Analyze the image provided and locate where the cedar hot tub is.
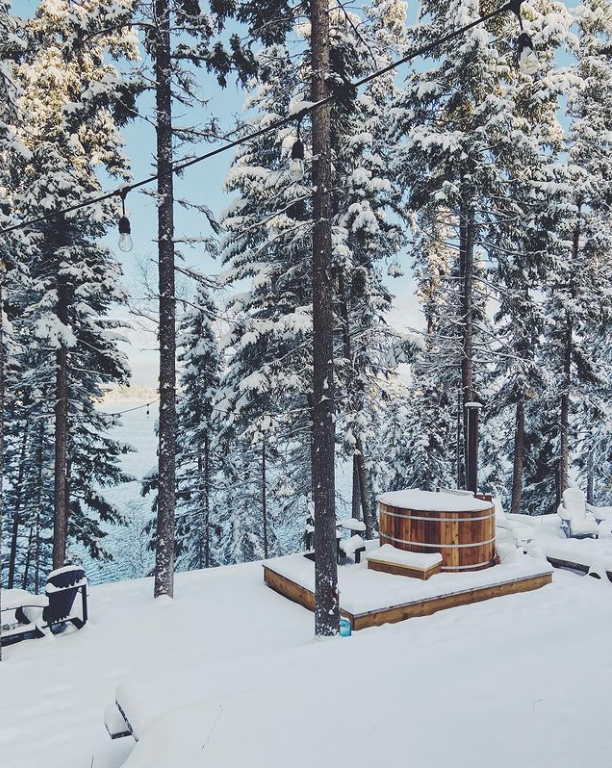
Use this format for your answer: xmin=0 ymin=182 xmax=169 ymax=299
xmin=377 ymin=490 xmax=496 ymax=572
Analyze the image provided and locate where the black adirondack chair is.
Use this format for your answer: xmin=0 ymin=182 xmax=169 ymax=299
xmin=42 ymin=566 xmax=88 ymax=633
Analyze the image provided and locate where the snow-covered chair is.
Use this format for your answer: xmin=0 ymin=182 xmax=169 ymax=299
xmin=557 ymin=488 xmax=599 ymax=539
xmin=43 ymin=565 xmax=88 ymax=633
xmin=338 ymin=534 xmax=366 ymax=564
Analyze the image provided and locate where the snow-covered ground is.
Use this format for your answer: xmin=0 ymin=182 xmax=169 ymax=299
xmin=522 ymin=512 xmax=612 ymax=576
xmin=1 ymin=556 xmax=611 ymax=768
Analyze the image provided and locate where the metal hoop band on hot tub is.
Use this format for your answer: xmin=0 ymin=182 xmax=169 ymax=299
xmin=379 ymin=508 xmax=494 ymax=524
xmin=379 ymin=531 xmax=497 ymax=550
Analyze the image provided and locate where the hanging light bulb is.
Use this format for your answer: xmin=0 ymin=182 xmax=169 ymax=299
xmin=118 ymin=188 xmax=134 ymax=253
xmin=290 ymin=122 xmax=305 ymax=181
xmin=518 ymin=31 xmax=539 ymax=75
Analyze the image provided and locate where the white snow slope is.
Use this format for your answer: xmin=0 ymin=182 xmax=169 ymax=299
xmin=0 ymin=560 xmax=611 ymax=768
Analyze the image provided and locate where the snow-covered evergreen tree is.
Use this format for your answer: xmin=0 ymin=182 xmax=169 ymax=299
xmin=7 ymin=0 xmax=139 ymax=570
xmin=0 ymin=0 xmax=25 ymax=654
xmin=555 ymin=0 xmax=612 ymax=498
xmin=391 ymin=0 xmax=570 ymax=495
xmin=517 ymin=0 xmax=612 ymax=511
xmin=331 ymin=0 xmax=406 ymax=535
xmin=175 ymin=282 xmax=223 ymax=570
xmin=218 ymin=2 xmax=407 ymax=548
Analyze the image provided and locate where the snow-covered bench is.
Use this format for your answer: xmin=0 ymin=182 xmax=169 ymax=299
xmin=366 ymin=544 xmax=443 ymax=580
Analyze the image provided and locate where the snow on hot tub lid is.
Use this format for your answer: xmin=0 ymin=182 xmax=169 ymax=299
xmin=377 ymin=489 xmax=492 ymax=512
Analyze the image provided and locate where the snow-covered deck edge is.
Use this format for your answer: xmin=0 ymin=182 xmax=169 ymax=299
xmin=263 ymin=554 xmax=553 ymax=630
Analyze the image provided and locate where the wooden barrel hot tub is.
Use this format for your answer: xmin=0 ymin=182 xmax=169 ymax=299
xmin=377 ymin=490 xmax=496 ymax=572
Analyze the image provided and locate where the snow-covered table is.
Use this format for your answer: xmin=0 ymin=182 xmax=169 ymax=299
xmin=337 ymin=518 xmax=367 ymax=532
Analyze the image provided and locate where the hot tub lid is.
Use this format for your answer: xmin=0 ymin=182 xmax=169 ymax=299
xmin=377 ymin=489 xmax=492 ymax=513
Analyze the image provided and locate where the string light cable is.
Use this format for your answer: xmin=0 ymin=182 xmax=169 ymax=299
xmin=102 ymin=398 xmax=160 ymax=417
xmin=0 ymin=0 xmax=532 ymax=238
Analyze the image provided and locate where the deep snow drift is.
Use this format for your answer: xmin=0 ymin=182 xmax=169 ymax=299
xmin=1 ymin=556 xmax=611 ymax=768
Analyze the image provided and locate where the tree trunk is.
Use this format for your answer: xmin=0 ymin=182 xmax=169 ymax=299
xmin=204 ymin=430 xmax=210 ymax=568
xmin=337 ymin=255 xmax=372 ymax=537
xmin=262 ymin=442 xmax=268 ymax=558
xmin=34 ymin=422 xmax=44 ymax=593
xmin=460 ymin=205 xmax=477 ymax=492
xmin=456 ymin=384 xmax=462 ymax=488
xmin=154 ymin=0 xmax=177 ymax=599
xmin=351 ymin=456 xmax=361 ymax=518
xmin=355 ymin=437 xmax=373 ymax=538
xmin=510 ymin=400 xmax=525 ymax=515
xmin=559 ymin=319 xmax=572 ymax=494
xmin=586 ymin=448 xmax=594 ymax=505
xmin=311 ymin=0 xmax=339 ymax=636
xmin=196 ymin=447 xmax=204 ymax=568
xmin=23 ymin=423 xmax=44 ymax=591
xmin=0 ymin=267 xmax=4 ymax=661
xmin=53 ymin=225 xmax=70 ymax=569
xmin=22 ymin=525 xmax=34 ymax=591
xmin=560 ymin=210 xmax=580 ymax=495
xmin=8 ymin=423 xmax=29 ymax=588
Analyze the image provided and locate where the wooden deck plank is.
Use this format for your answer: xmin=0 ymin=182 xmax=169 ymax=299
xmin=367 ymin=558 xmax=442 ymax=581
xmin=352 ymin=573 xmax=552 ymax=630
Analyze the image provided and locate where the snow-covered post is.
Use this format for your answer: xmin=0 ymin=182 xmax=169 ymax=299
xmin=154 ymin=0 xmax=177 ymax=599
xmin=464 ymin=401 xmax=481 ymax=494
xmin=311 ymin=0 xmax=340 ymax=636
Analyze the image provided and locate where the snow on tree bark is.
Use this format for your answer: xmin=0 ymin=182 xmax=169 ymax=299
xmin=311 ymin=0 xmax=339 ymax=637
xmin=0 ymin=265 xmax=4 ymax=661
xmin=53 ymin=222 xmax=69 ymax=569
xmin=153 ymin=0 xmax=177 ymax=599
xmin=8 ymin=423 xmax=29 ymax=587
xmin=510 ymin=401 xmax=525 ymax=516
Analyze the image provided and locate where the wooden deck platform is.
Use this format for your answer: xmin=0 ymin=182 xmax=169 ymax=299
xmin=263 ymin=556 xmax=552 ymax=631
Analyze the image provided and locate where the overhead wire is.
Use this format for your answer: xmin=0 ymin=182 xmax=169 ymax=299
xmin=0 ymin=0 xmax=520 ymax=236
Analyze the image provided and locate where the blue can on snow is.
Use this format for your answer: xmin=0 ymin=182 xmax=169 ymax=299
xmin=339 ymin=617 xmax=352 ymax=637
